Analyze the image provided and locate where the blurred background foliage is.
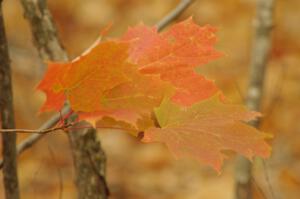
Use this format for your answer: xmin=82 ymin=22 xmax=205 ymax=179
xmin=0 ymin=0 xmax=300 ymax=198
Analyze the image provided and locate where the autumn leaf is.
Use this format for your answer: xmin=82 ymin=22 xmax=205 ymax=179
xmin=122 ymin=17 xmax=223 ymax=106
xmin=142 ymin=95 xmax=271 ymax=171
xmin=37 ymin=40 xmax=172 ymax=125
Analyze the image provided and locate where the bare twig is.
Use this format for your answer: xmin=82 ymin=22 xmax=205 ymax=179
xmin=156 ymin=0 xmax=195 ymax=31
xmin=0 ymin=0 xmax=20 ymax=198
xmin=0 ymin=123 xmax=74 ymax=134
xmin=0 ymin=106 xmax=70 ymax=169
xmin=235 ymin=0 xmax=276 ymax=199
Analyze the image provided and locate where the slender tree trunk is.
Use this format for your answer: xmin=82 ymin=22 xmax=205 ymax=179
xmin=19 ymin=0 xmax=108 ymax=198
xmin=69 ymin=123 xmax=108 ymax=199
xmin=0 ymin=0 xmax=20 ymax=198
xmin=235 ymin=0 xmax=275 ymax=199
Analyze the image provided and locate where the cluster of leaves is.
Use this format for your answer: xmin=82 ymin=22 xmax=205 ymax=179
xmin=37 ymin=18 xmax=271 ymax=171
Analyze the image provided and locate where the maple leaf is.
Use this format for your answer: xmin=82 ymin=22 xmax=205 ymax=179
xmin=122 ymin=17 xmax=223 ymax=106
xmin=142 ymin=95 xmax=271 ymax=171
xmin=37 ymin=40 xmax=171 ymax=125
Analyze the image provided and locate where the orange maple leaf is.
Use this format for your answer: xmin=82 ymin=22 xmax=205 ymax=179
xmin=143 ymin=95 xmax=271 ymax=171
xmin=37 ymin=40 xmax=171 ymax=124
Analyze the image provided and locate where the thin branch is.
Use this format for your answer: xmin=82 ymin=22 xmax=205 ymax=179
xmin=0 ymin=123 xmax=74 ymax=134
xmin=0 ymin=123 xmax=140 ymax=134
xmin=0 ymin=106 xmax=70 ymax=169
xmin=235 ymin=0 xmax=276 ymax=199
xmin=156 ymin=0 xmax=195 ymax=31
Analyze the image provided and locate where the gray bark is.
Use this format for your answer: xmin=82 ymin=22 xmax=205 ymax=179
xmin=20 ymin=0 xmax=68 ymax=61
xmin=156 ymin=0 xmax=194 ymax=31
xmin=235 ymin=0 xmax=276 ymax=199
xmin=69 ymin=124 xmax=108 ymax=199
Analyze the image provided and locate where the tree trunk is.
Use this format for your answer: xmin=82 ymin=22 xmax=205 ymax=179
xmin=235 ymin=0 xmax=275 ymax=199
xmin=0 ymin=0 xmax=20 ymax=198
xmin=69 ymin=123 xmax=108 ymax=199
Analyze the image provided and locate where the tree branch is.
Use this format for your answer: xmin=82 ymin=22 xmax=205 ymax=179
xmin=156 ymin=0 xmax=195 ymax=31
xmin=19 ymin=0 xmax=68 ymax=61
xmin=235 ymin=0 xmax=276 ymax=199
xmin=0 ymin=0 xmax=20 ymax=198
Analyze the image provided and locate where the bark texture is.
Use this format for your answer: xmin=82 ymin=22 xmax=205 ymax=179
xmin=69 ymin=123 xmax=108 ymax=199
xmin=19 ymin=0 xmax=108 ymax=198
xmin=0 ymin=0 xmax=20 ymax=198
xmin=20 ymin=0 xmax=67 ymax=61
xmin=235 ymin=0 xmax=276 ymax=199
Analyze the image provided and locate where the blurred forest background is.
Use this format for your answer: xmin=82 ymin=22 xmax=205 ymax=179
xmin=0 ymin=0 xmax=300 ymax=198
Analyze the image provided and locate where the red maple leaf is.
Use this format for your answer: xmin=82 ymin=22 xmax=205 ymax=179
xmin=122 ymin=18 xmax=223 ymax=106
